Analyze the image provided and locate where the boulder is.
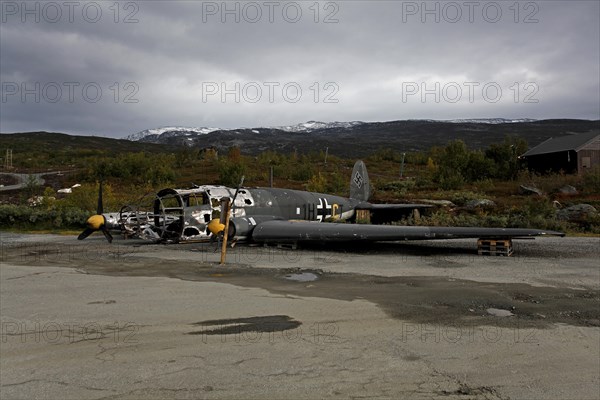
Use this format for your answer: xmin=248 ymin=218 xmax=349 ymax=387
xmin=416 ymin=199 xmax=456 ymax=207
xmin=558 ymin=185 xmax=578 ymax=195
xmin=557 ymin=204 xmax=598 ymax=222
xmin=519 ymin=184 xmax=543 ymax=196
xmin=27 ymin=196 xmax=44 ymax=206
xmin=465 ymin=199 xmax=496 ymax=209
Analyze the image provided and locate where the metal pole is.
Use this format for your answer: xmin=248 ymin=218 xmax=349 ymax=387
xmin=220 ymin=176 xmax=244 ymax=265
xmin=270 ymin=166 xmax=273 ymax=188
xmin=219 ymin=198 xmax=231 ymax=265
xmin=400 ymin=152 xmax=406 ymax=178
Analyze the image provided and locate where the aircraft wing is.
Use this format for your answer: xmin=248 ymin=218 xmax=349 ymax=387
xmin=251 ymin=220 xmax=565 ymax=242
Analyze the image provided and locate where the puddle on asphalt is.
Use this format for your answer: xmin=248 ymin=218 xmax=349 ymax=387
xmin=284 ymin=272 xmax=319 ymax=282
xmin=188 ymin=315 xmax=301 ymax=336
xmin=486 ymin=308 xmax=515 ymax=317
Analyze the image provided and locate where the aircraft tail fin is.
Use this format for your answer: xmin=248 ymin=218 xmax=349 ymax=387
xmin=350 ymin=160 xmax=371 ymax=201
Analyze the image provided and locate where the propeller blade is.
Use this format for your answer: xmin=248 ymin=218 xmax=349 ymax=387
xmin=212 ymin=233 xmax=221 ymax=252
xmin=101 ymin=227 xmax=113 ymax=244
xmin=97 ymin=181 xmax=104 ymax=215
xmin=230 ymin=175 xmax=245 ymax=209
xmin=78 ymin=228 xmax=95 ymax=241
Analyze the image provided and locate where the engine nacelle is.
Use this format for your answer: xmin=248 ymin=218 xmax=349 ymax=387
xmin=228 ymin=216 xmax=282 ymax=240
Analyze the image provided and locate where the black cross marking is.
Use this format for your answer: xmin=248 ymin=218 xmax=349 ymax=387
xmin=316 ymin=198 xmax=332 ymax=222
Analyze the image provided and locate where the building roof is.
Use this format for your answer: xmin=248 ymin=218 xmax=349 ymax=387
xmin=522 ymin=131 xmax=600 ymax=157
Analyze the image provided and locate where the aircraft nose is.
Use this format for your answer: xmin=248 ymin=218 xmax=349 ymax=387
xmin=208 ymin=218 xmax=225 ymax=236
xmin=86 ymin=214 xmax=105 ymax=230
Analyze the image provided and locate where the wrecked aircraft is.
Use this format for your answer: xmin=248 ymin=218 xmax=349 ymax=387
xmin=78 ymin=161 xmax=564 ymax=254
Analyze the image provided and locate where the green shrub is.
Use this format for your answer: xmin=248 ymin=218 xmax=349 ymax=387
xmin=325 ymin=172 xmax=346 ymax=195
xmin=484 ymin=136 xmax=528 ymax=180
xmin=290 ymin=162 xmax=314 ymax=181
xmin=378 ymin=180 xmax=416 ymax=196
xmin=306 ymin=173 xmax=327 ymax=193
xmin=218 ymin=162 xmax=246 ymax=187
xmin=88 ymin=152 xmax=175 ymax=185
xmin=582 ymin=166 xmax=600 ymax=194
xmin=0 ymin=204 xmax=88 ymax=229
xmin=437 ymin=172 xmax=465 ymax=190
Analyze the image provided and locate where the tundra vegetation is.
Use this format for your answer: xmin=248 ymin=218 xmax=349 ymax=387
xmin=1 ymin=136 xmax=598 ymax=234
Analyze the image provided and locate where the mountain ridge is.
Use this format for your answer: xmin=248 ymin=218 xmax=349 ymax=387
xmin=125 ymin=118 xmax=538 ymax=142
xmin=121 ymin=119 xmax=600 ymax=157
xmin=3 ymin=119 xmax=598 ymax=158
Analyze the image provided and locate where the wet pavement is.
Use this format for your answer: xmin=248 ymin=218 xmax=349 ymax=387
xmin=1 ymin=233 xmax=599 ymax=399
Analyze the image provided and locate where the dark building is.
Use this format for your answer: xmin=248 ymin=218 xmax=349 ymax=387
xmin=521 ymin=131 xmax=600 ymax=174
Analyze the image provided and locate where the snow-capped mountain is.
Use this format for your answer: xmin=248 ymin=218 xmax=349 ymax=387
xmin=125 ymin=119 xmax=536 ymax=142
xmin=275 ymin=120 xmax=364 ymax=133
xmin=125 ymin=121 xmax=365 ymax=142
xmin=118 ymin=118 xmax=597 ymax=157
xmin=443 ymin=118 xmax=537 ymax=124
xmin=126 ymin=126 xmax=220 ymax=141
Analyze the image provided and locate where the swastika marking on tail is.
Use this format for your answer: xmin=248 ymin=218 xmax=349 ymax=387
xmin=353 ymin=172 xmax=363 ymax=188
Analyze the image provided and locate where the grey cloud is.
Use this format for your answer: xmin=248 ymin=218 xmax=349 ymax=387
xmin=1 ymin=0 xmax=598 ymax=137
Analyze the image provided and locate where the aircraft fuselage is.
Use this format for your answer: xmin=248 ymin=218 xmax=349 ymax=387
xmin=147 ymin=185 xmax=363 ymax=242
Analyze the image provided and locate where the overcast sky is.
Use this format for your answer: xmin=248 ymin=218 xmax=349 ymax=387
xmin=1 ymin=0 xmax=599 ymax=138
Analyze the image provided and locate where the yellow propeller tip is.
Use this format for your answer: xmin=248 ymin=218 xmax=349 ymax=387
xmin=86 ymin=215 xmax=105 ymax=230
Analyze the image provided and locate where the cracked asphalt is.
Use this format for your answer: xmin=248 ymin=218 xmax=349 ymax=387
xmin=1 ymin=233 xmax=599 ymax=399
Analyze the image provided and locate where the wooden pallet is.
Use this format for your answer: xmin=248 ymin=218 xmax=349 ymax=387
xmin=477 ymin=239 xmax=513 ymax=256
